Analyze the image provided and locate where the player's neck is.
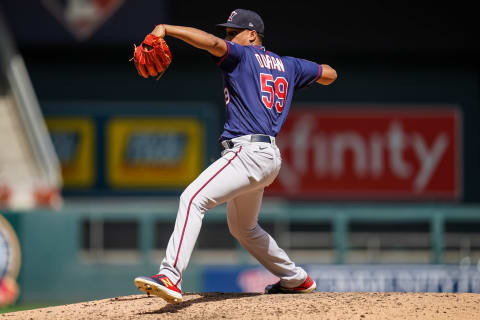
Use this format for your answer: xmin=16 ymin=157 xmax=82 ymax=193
xmin=249 ymin=41 xmax=263 ymax=48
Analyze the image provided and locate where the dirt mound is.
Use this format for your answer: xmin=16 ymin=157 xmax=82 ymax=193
xmin=1 ymin=292 xmax=479 ymax=319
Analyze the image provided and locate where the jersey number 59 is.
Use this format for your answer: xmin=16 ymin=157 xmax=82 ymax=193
xmin=260 ymin=73 xmax=288 ymax=113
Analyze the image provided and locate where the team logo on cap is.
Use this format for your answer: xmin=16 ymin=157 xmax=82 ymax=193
xmin=227 ymin=10 xmax=237 ymax=22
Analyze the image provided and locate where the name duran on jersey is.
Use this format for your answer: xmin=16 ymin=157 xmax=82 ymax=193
xmin=214 ymin=40 xmax=322 ymax=141
xmin=254 ymin=54 xmax=285 ymax=72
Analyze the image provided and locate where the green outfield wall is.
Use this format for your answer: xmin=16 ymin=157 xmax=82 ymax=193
xmin=2 ymin=202 xmax=480 ymax=304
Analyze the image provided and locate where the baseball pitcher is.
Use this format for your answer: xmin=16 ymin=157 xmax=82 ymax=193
xmin=132 ymin=8 xmax=337 ymax=303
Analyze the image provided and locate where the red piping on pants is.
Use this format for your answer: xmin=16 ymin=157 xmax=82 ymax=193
xmin=173 ymin=146 xmax=242 ymax=285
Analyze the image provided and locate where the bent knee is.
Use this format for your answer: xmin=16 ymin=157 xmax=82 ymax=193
xmin=228 ymin=224 xmax=240 ymax=239
xmin=180 ymin=189 xmax=216 ymax=212
xmin=229 ymin=224 xmax=263 ymax=240
xmin=179 ymin=190 xmax=193 ymax=207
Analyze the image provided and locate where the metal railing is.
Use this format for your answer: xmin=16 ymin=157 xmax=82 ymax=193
xmin=43 ymin=200 xmax=480 ymax=265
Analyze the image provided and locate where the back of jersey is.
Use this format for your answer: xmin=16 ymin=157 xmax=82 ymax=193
xmin=216 ymin=40 xmax=322 ymax=140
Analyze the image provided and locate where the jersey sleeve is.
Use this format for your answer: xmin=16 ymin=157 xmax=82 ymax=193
xmin=213 ymin=40 xmax=246 ymax=72
xmin=291 ymin=57 xmax=323 ymax=89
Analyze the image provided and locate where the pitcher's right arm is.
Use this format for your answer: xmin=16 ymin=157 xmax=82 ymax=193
xmin=150 ymin=24 xmax=227 ymax=57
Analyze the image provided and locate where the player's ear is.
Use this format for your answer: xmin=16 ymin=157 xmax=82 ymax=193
xmin=248 ymin=30 xmax=257 ymax=43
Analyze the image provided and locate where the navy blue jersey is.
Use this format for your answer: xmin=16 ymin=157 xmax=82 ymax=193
xmin=215 ymin=40 xmax=322 ymax=141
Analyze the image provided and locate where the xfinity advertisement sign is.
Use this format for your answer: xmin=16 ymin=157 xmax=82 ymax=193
xmin=267 ymin=105 xmax=462 ymax=200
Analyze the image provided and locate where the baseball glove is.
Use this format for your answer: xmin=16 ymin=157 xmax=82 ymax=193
xmin=131 ymin=34 xmax=172 ymax=79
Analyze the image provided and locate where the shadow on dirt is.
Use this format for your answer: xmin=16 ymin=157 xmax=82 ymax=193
xmin=138 ymin=292 xmax=262 ymax=315
xmin=109 ymin=296 xmax=151 ymax=302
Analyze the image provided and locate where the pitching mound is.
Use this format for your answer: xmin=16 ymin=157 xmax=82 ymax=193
xmin=2 ymin=292 xmax=479 ymax=319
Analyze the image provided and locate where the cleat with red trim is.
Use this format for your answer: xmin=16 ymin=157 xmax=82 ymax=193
xmin=134 ymin=274 xmax=183 ymax=303
xmin=264 ymin=274 xmax=316 ymax=294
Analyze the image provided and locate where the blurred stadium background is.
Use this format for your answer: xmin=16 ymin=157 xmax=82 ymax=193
xmin=0 ymin=0 xmax=479 ymax=308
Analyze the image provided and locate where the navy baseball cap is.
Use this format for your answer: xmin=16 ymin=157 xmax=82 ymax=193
xmin=216 ymin=9 xmax=264 ymax=36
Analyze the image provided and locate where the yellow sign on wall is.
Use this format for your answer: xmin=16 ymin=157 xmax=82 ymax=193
xmin=107 ymin=118 xmax=204 ymax=188
xmin=46 ymin=117 xmax=95 ymax=187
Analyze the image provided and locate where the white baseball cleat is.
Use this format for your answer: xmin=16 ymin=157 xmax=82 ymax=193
xmin=134 ymin=274 xmax=183 ymax=304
